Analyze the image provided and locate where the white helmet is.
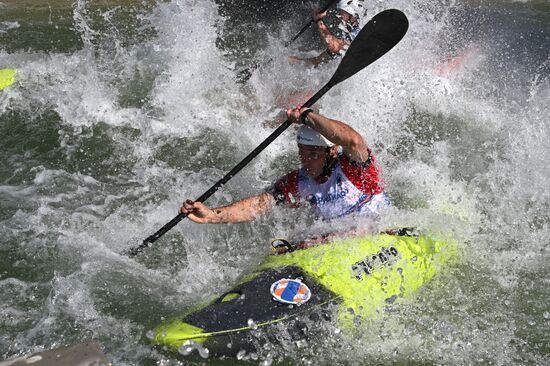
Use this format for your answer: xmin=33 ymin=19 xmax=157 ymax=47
xmin=297 ymin=125 xmax=334 ymax=147
xmin=336 ymin=0 xmax=363 ymax=18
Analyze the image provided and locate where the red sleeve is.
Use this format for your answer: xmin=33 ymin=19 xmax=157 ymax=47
xmin=340 ymin=152 xmax=384 ymax=195
xmin=268 ymin=170 xmax=301 ymax=207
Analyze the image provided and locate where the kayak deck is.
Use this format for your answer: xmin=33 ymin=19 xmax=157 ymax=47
xmin=154 ymin=233 xmax=459 ymax=356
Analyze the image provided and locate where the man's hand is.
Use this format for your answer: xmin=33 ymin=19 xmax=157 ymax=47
xmin=313 ymin=9 xmax=328 ymax=22
xmin=287 ymin=106 xmax=312 ymax=125
xmin=180 ymin=200 xmax=217 ymax=224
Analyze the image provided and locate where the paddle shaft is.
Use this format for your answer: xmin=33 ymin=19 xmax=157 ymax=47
xmin=131 ymin=83 xmax=333 ymax=256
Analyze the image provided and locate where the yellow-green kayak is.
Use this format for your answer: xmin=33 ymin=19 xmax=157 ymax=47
xmin=0 ymin=68 xmax=16 ymax=91
xmin=153 ymin=232 xmax=459 ymax=357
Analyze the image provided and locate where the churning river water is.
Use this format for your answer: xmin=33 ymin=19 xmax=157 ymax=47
xmin=0 ymin=0 xmax=549 ymax=364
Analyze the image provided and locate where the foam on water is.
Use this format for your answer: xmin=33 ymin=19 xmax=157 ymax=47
xmin=0 ymin=0 xmax=549 ymax=364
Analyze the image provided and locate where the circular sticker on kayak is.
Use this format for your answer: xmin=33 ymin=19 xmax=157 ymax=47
xmin=270 ymin=278 xmax=311 ymax=305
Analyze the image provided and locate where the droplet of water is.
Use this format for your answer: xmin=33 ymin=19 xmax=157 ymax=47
xmin=543 ymin=311 xmax=550 ymax=319
xmin=296 ymin=339 xmax=308 ymax=348
xmin=247 ymin=318 xmax=258 ymax=329
xmin=145 ymin=330 xmax=155 ymax=340
xmin=157 ymin=359 xmax=170 ymax=366
xmin=260 ymin=354 xmax=274 ymax=366
xmin=197 ymin=345 xmax=210 ymax=359
xmin=177 ymin=341 xmax=210 ymax=359
xmin=178 ymin=342 xmax=194 ymax=356
xmin=237 ymin=349 xmax=247 ymax=360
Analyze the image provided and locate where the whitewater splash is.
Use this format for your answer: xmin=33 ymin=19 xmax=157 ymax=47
xmin=0 ymin=0 xmax=549 ymax=364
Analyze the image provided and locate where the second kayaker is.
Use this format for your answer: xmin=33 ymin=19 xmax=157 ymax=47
xmin=289 ymin=0 xmax=365 ymax=67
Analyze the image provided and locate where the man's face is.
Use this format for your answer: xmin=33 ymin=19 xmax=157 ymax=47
xmin=298 ymin=144 xmax=330 ymax=179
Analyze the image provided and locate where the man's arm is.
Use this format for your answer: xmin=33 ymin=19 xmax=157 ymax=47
xmin=288 ymin=107 xmax=370 ymax=163
xmin=314 ymin=11 xmax=349 ymax=55
xmin=180 ymin=191 xmax=276 ymax=224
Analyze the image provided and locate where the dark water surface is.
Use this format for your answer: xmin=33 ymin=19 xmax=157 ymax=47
xmin=1 ymin=0 xmax=549 ymax=364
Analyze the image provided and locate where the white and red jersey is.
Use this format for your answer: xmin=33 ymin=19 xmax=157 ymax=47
xmin=268 ymin=152 xmax=390 ymax=220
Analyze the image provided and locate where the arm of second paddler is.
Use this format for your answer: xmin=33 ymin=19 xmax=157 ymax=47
xmin=316 ymin=18 xmax=349 ymax=55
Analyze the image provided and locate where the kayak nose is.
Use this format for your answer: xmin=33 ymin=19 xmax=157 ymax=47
xmin=154 ymin=320 xmax=208 ymax=352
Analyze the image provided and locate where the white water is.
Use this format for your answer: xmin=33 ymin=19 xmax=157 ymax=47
xmin=0 ymin=0 xmax=549 ymax=364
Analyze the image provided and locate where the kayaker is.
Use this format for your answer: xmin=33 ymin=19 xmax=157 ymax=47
xmin=289 ymin=0 xmax=364 ymax=67
xmin=180 ymin=107 xmax=390 ymax=223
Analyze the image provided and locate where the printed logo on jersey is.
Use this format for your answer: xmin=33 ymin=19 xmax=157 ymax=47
xmin=307 ymin=187 xmax=350 ymax=206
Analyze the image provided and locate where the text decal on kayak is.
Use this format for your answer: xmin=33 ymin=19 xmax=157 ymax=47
xmin=351 ymin=246 xmax=400 ymax=280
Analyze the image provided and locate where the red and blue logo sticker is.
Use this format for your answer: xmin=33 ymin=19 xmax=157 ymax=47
xmin=270 ymin=278 xmax=311 ymax=305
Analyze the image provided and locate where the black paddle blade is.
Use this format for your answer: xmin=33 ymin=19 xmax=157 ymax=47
xmin=329 ymin=9 xmax=409 ymax=87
